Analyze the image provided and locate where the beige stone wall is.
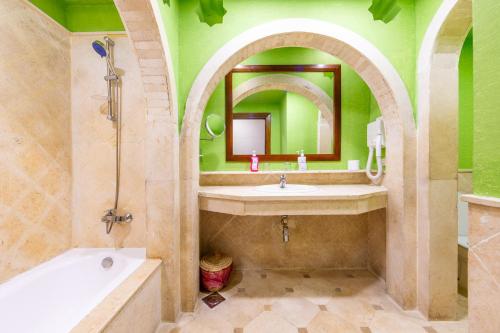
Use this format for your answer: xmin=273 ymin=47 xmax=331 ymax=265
xmin=458 ymin=171 xmax=473 ymax=193
xmin=367 ymin=209 xmax=386 ymax=280
xmin=0 ymin=0 xmax=72 ymax=283
xmin=200 ymin=210 xmax=386 ymax=275
xmin=467 ymin=200 xmax=500 ymax=333
xmin=71 ymin=34 xmax=147 ymax=248
xmin=200 ymin=171 xmax=370 ymax=186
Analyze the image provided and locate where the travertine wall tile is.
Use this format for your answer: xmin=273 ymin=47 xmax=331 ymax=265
xmin=200 ymin=211 xmax=382 ymax=270
xmin=200 ymin=171 xmax=370 ymax=186
xmin=367 ymin=209 xmax=386 ymax=279
xmin=0 ymin=0 xmax=72 ymax=283
xmin=467 ymin=202 xmax=500 ymax=333
xmin=458 ymin=171 xmax=473 ymax=193
xmin=71 ymin=34 xmax=147 ymax=249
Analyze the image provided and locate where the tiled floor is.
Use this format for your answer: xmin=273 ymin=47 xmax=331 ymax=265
xmin=157 ymin=270 xmax=468 ymax=333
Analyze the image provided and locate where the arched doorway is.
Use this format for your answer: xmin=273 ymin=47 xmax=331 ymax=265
xmin=180 ymin=18 xmax=417 ymax=311
xmin=113 ymin=0 xmax=181 ymax=322
xmin=417 ymin=0 xmax=472 ymax=320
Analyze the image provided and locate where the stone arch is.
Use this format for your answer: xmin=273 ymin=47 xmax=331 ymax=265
xmin=233 ymin=74 xmax=334 ymax=125
xmin=417 ymin=0 xmax=472 ymax=320
xmin=180 ymin=19 xmax=417 ymax=311
xmin=113 ymin=0 xmax=180 ymax=322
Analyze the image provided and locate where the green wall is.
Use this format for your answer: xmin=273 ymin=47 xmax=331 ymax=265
xmin=178 ymin=0 xmax=417 ymax=120
xmin=176 ymin=0 xmax=415 ymax=171
xmin=459 ymin=31 xmax=473 ymax=171
xmin=473 ymin=0 xmax=500 ymax=197
xmin=280 ymin=95 xmax=288 ymax=154
xmin=415 ymin=0 xmax=443 ymax=55
xmin=283 ymin=93 xmax=319 ymax=154
xmin=29 ymin=0 xmax=124 ymax=32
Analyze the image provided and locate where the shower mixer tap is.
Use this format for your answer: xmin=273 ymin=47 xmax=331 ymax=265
xmin=101 ymin=209 xmax=133 ymax=224
xmin=104 ymin=74 xmax=119 ymax=81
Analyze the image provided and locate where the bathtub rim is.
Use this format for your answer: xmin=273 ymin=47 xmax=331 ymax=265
xmin=70 ymin=259 xmax=162 ymax=333
xmin=0 ymin=247 xmax=146 ymax=298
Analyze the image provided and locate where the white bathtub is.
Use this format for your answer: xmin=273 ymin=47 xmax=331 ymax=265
xmin=0 ymin=248 xmax=145 ymax=333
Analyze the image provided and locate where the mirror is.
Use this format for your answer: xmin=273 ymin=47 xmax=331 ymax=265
xmin=203 ymin=114 xmax=226 ymax=140
xmin=225 ymin=64 xmax=341 ymax=161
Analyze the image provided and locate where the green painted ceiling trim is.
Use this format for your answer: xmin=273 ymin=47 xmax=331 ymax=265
xmin=64 ymin=0 xmax=115 ymax=4
xmin=196 ymin=0 xmax=227 ymax=26
xmin=65 ymin=4 xmax=124 ymax=32
xmin=369 ymin=0 xmax=402 ymax=23
xmin=29 ymin=0 xmax=124 ymax=32
xmin=29 ymin=0 xmax=67 ymax=26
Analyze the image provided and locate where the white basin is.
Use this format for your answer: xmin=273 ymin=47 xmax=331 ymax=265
xmin=254 ymin=184 xmax=318 ymax=194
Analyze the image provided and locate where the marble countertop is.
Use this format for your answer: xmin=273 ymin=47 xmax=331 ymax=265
xmin=198 ymin=184 xmax=387 ymax=201
xmin=198 ymin=185 xmax=387 ymax=216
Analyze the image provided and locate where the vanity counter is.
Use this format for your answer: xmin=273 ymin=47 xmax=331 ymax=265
xmin=198 ymin=184 xmax=387 ymax=216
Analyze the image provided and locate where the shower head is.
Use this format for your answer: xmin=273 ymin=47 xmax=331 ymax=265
xmin=92 ymin=40 xmax=107 ymax=58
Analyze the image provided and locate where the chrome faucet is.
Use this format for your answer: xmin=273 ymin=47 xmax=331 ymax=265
xmin=101 ymin=209 xmax=133 ymax=233
xmin=279 ymin=174 xmax=287 ymax=188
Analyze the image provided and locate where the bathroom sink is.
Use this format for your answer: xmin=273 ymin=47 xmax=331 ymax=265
xmin=254 ymin=184 xmax=318 ymax=194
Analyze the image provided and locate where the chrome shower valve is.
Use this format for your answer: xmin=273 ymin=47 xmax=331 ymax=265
xmin=101 ymin=209 xmax=133 ymax=224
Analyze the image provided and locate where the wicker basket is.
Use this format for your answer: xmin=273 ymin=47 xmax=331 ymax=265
xmin=200 ymin=253 xmax=233 ymax=292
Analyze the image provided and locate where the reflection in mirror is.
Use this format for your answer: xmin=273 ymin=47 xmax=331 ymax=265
xmin=233 ymin=91 xmax=332 ymax=155
xmin=226 ymin=64 xmax=341 ymax=162
xmin=202 ymin=114 xmax=226 ymax=141
xmin=232 ymin=112 xmax=271 ymax=155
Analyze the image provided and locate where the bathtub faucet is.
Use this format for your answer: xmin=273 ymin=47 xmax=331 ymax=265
xmin=101 ymin=209 xmax=133 ymax=224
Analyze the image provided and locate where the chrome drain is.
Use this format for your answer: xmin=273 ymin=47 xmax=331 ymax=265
xmin=101 ymin=257 xmax=114 ymax=269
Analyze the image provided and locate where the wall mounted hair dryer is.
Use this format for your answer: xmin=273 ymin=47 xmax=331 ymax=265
xmin=366 ymin=117 xmax=385 ymax=183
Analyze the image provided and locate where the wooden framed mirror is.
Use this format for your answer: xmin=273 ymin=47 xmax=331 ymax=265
xmin=225 ymin=64 xmax=341 ymax=162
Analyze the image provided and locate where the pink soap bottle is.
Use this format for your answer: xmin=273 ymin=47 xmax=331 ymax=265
xmin=250 ymin=150 xmax=259 ymax=172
